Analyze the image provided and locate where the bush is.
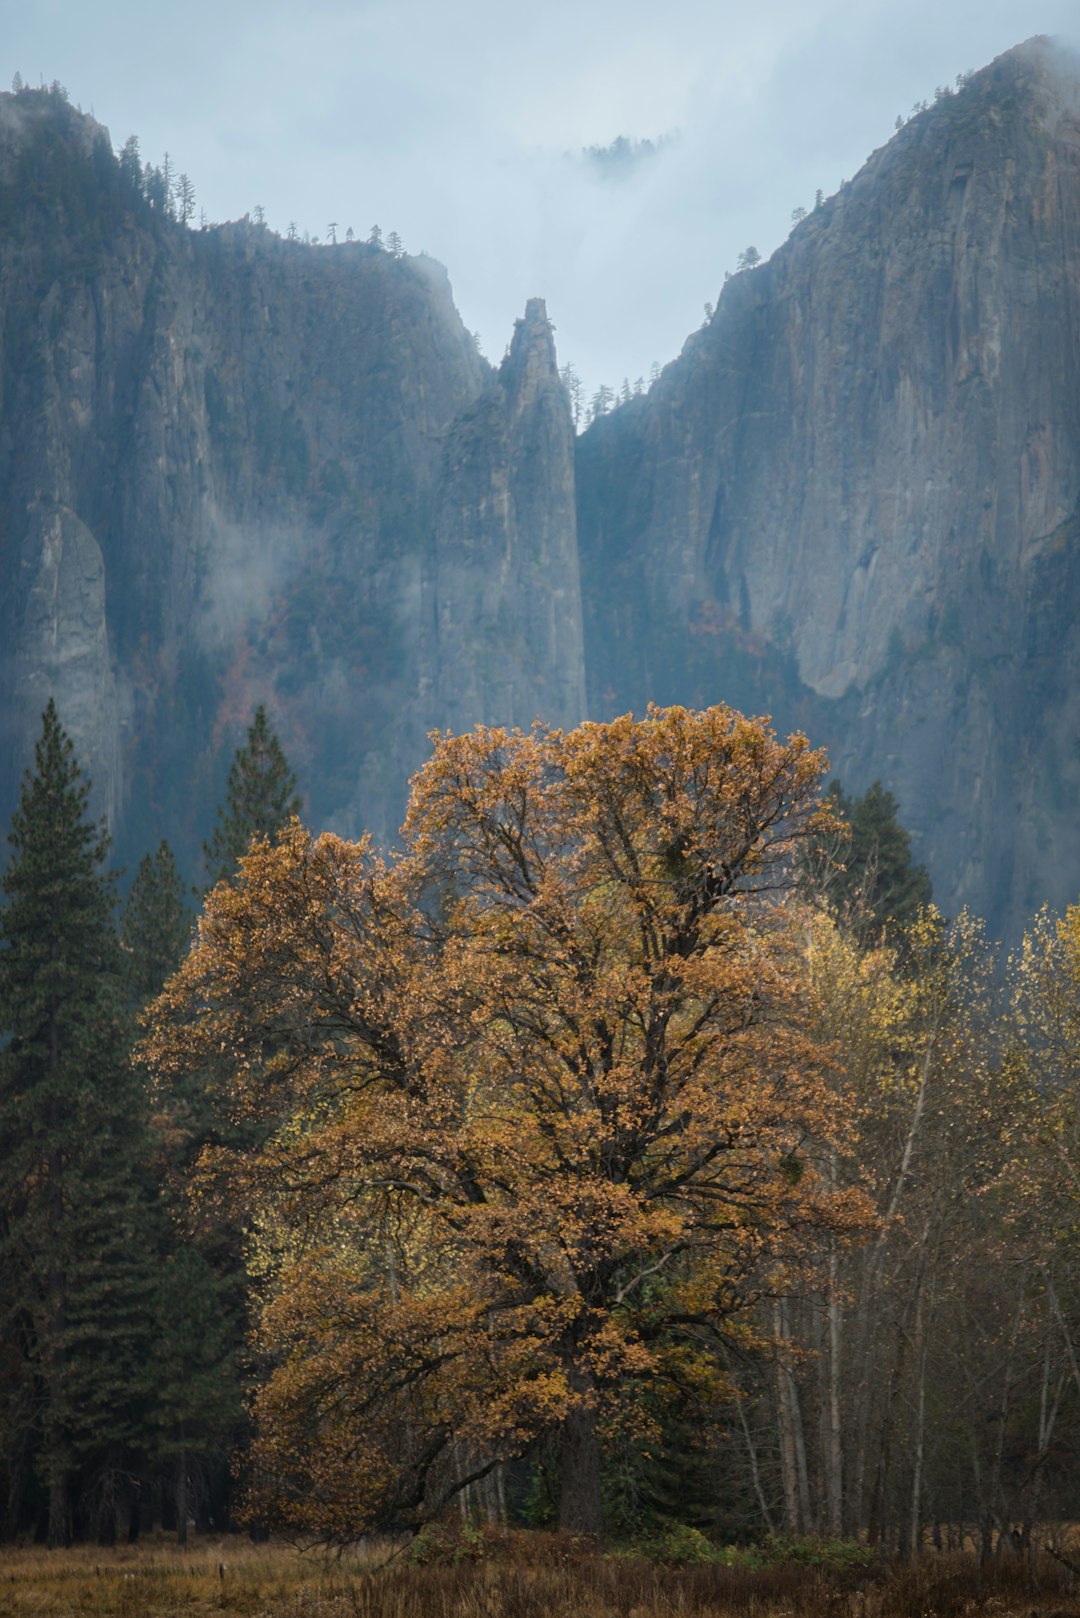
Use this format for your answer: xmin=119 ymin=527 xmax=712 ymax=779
xmin=407 ymin=1521 xmax=488 ymax=1565
xmin=631 ymin=1527 xmax=876 ymax=1572
xmin=636 ymin=1523 xmax=722 ymax=1565
xmin=760 ymin=1535 xmax=875 ymax=1572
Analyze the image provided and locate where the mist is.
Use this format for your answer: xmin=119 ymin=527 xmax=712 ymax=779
xmin=6 ymin=0 xmax=1080 ymax=394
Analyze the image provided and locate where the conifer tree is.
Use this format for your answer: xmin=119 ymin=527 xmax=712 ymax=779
xmin=120 ymin=841 xmax=191 ymax=1007
xmin=202 ymin=706 xmax=301 ymax=888
xmin=118 ymin=134 xmax=141 ymax=192
xmin=151 ymin=1246 xmax=240 ymax=1544
xmin=120 ymin=847 xmax=239 ymax=1540
xmin=822 ymin=779 xmax=932 ymax=940
xmin=0 ymin=701 xmax=158 ymax=1544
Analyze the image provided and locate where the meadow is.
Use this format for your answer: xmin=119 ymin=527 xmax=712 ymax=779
xmin=1 ymin=1534 xmax=1078 ymax=1618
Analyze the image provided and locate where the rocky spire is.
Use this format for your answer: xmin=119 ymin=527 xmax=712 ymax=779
xmin=500 ymin=297 xmax=562 ymax=419
xmin=424 ymin=299 xmax=585 ymax=737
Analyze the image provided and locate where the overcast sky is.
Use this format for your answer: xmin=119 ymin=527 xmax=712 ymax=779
xmin=5 ymin=1 xmax=1079 ymax=395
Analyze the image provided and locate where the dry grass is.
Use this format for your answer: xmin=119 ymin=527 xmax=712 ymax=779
xmin=0 ymin=1537 xmax=370 ymax=1618
xmin=0 ymin=1536 xmax=1078 ymax=1618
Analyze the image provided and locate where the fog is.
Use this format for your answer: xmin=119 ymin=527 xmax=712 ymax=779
xmin=197 ymin=506 xmax=306 ymax=654
xmin=6 ymin=0 xmax=1080 ymax=394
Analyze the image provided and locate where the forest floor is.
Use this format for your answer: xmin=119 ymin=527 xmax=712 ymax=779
xmin=0 ymin=1535 xmax=1079 ymax=1618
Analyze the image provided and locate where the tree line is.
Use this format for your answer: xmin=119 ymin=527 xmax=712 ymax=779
xmin=0 ymin=702 xmax=299 ymax=1546
xmin=112 ymin=121 xmax=409 ymax=255
xmin=3 ymin=697 xmax=1080 ymax=1557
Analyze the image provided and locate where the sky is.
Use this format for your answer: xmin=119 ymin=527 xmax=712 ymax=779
xmin=4 ymin=0 xmax=1080 ymax=395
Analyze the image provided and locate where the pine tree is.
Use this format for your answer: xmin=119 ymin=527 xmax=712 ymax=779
xmin=202 ymin=706 xmax=301 ymax=888
xmin=821 ymin=778 xmax=932 ymax=940
xmin=118 ymin=134 xmax=141 ymax=193
xmin=151 ymin=1246 xmax=240 ymax=1544
xmin=0 ymin=701 xmax=159 ymax=1544
xmin=119 ymin=842 xmax=241 ymax=1542
xmin=169 ymin=713 xmax=303 ymax=1523
xmin=175 ymin=173 xmax=196 ymax=225
xmin=119 ymin=841 xmax=191 ymax=1007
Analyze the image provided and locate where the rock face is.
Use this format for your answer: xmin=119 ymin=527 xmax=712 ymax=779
xmin=12 ymin=506 xmax=122 ymax=829
xmin=576 ymin=38 xmax=1080 ymax=941
xmin=425 ymin=297 xmax=584 ymax=736
xmin=4 ymin=43 xmax=1080 ymax=941
xmin=0 ymin=91 xmax=584 ymax=863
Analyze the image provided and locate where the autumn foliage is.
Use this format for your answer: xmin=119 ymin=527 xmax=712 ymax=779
xmin=142 ymin=705 xmax=869 ymax=1540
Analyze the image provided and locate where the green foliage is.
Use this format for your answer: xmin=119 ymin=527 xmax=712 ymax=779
xmin=754 ymin=1536 xmax=875 ymax=1571
xmin=407 ymin=1520 xmax=489 ymax=1565
xmin=149 ymin=1243 xmax=242 ymax=1543
xmin=638 ymin=1523 xmax=719 ymax=1565
xmin=0 ymin=701 xmax=159 ymax=1543
xmin=203 ymin=705 xmax=301 ymax=888
xmin=117 ymin=133 xmax=141 ymax=191
xmin=0 ymin=701 xmax=116 ymax=1052
xmin=0 ymin=99 xmax=146 ymax=257
xmin=631 ymin=1531 xmax=874 ymax=1571
xmin=817 ymin=779 xmax=932 ymax=941
xmin=119 ymin=840 xmax=191 ymax=1006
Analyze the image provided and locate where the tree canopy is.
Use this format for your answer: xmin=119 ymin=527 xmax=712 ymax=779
xmin=119 ymin=839 xmax=191 ymax=1007
xmin=202 ymin=705 xmax=301 ymax=888
xmin=144 ymin=705 xmax=869 ymax=1540
xmin=816 ymin=780 xmax=932 ymax=943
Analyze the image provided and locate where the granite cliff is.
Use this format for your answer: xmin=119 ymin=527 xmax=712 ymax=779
xmin=2 ymin=41 xmax=1079 ymax=940
xmin=0 ymin=89 xmax=582 ymax=864
xmin=577 ymin=36 xmax=1080 ymax=941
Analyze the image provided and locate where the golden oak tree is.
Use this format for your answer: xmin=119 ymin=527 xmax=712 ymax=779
xmin=143 ymin=705 xmax=867 ymax=1540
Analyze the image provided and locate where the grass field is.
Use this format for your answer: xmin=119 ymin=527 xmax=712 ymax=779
xmin=1 ymin=1534 xmax=1079 ymax=1618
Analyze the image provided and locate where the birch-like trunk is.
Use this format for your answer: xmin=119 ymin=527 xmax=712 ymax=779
xmin=907 ymin=1271 xmax=933 ymax=1559
xmin=774 ymin=1298 xmax=810 ymax=1533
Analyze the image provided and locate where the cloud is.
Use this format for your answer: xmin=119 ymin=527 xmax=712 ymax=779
xmin=196 ymin=506 xmax=305 ymax=654
xmin=5 ymin=0 xmax=1080 ymax=393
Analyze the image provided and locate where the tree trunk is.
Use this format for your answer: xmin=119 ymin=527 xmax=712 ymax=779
xmin=825 ymin=1244 xmax=844 ymax=1537
xmin=726 ymin=1349 xmax=774 ymax=1533
xmin=908 ymin=1274 xmax=932 ymax=1561
xmin=558 ymin=1386 xmax=603 ymax=1538
xmin=46 ymin=1447 xmax=70 ymax=1550
xmin=2 ymin=1438 xmax=26 ymax=1542
xmin=868 ymin=1327 xmax=905 ymax=1550
xmin=44 ymin=1279 xmax=69 ymax=1547
xmin=45 ymin=1053 xmax=70 ymax=1551
xmin=774 ymin=1298 xmax=810 ymax=1534
xmin=126 ymin=1475 xmax=141 ymax=1544
xmin=176 ymin=1448 xmax=189 ymax=1547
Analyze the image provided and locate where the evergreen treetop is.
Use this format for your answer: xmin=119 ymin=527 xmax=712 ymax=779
xmin=202 ymin=705 xmax=301 ymax=888
xmin=0 ymin=698 xmax=116 ymax=1080
xmin=120 ymin=840 xmax=191 ymax=1007
xmin=821 ymin=778 xmax=933 ymax=940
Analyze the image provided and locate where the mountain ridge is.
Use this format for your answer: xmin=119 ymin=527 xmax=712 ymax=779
xmin=2 ymin=40 xmax=1079 ymax=940
xmin=576 ymin=35 xmax=1080 ymax=940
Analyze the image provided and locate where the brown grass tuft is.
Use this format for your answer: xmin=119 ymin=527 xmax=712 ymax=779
xmin=0 ymin=1538 xmax=1078 ymax=1618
